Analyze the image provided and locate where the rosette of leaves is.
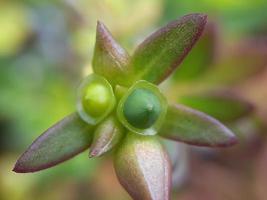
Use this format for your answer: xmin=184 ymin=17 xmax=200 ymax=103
xmin=13 ymin=14 xmax=238 ymax=200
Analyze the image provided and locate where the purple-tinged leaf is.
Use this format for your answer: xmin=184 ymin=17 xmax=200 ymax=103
xmin=178 ymin=92 xmax=254 ymax=122
xmin=89 ymin=116 xmax=124 ymax=157
xmin=13 ymin=113 xmax=94 ymax=173
xmin=128 ymin=13 xmax=207 ymax=85
xmin=159 ymin=104 xmax=238 ymax=147
xmin=114 ymin=132 xmax=171 ymax=200
xmin=172 ymin=22 xmax=218 ymax=81
xmin=92 ymin=21 xmax=131 ymax=86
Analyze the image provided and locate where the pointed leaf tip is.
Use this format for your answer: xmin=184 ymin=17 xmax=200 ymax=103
xmin=128 ymin=13 xmax=207 ymax=85
xmin=114 ymin=132 xmax=171 ymax=200
xmin=13 ymin=113 xmax=94 ymax=173
xmin=89 ymin=116 xmax=124 ymax=158
xmin=93 ymin=21 xmax=131 ymax=86
xmin=159 ymin=104 xmax=238 ymax=147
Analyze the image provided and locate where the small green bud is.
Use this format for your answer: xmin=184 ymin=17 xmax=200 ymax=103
xmin=123 ymin=88 xmax=161 ymax=129
xmin=77 ymin=74 xmax=116 ymax=125
xmin=117 ymin=80 xmax=167 ymax=135
xmin=82 ymin=83 xmax=110 ymax=117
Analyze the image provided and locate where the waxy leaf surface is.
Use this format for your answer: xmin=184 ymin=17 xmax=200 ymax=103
xmin=178 ymin=93 xmax=253 ymax=122
xmin=128 ymin=13 xmax=207 ymax=84
xmin=92 ymin=21 xmax=131 ymax=86
xmin=13 ymin=113 xmax=94 ymax=173
xmin=89 ymin=116 xmax=124 ymax=157
xmin=114 ymin=132 xmax=171 ymax=200
xmin=159 ymin=104 xmax=237 ymax=147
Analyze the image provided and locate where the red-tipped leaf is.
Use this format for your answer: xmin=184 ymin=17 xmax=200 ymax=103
xmin=89 ymin=116 xmax=124 ymax=157
xmin=128 ymin=13 xmax=207 ymax=85
xmin=92 ymin=21 xmax=131 ymax=86
xmin=13 ymin=113 xmax=94 ymax=173
xmin=159 ymin=104 xmax=237 ymax=147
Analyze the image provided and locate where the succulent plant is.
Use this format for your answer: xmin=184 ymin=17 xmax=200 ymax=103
xmin=13 ymin=14 xmax=239 ymax=200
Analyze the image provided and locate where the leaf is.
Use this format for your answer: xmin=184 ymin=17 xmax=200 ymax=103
xmin=89 ymin=116 xmax=124 ymax=157
xmin=128 ymin=13 xmax=207 ymax=85
xmin=178 ymin=92 xmax=254 ymax=122
xmin=114 ymin=132 xmax=171 ymax=200
xmin=159 ymin=104 xmax=237 ymax=147
xmin=92 ymin=21 xmax=131 ymax=86
xmin=172 ymin=22 xmax=217 ymax=81
xmin=13 ymin=113 xmax=94 ymax=173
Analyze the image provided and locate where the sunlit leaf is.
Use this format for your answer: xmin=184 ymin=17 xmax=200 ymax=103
xmin=178 ymin=92 xmax=253 ymax=122
xmin=13 ymin=113 xmax=94 ymax=173
xmin=159 ymin=104 xmax=237 ymax=147
xmin=114 ymin=132 xmax=171 ymax=200
xmin=128 ymin=13 xmax=207 ymax=85
xmin=89 ymin=115 xmax=124 ymax=157
xmin=92 ymin=21 xmax=131 ymax=86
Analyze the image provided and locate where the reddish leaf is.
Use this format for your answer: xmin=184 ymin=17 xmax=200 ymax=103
xmin=13 ymin=113 xmax=94 ymax=173
xmin=159 ymin=104 xmax=237 ymax=147
xmin=128 ymin=13 xmax=207 ymax=84
xmin=92 ymin=21 xmax=131 ymax=86
xmin=114 ymin=132 xmax=171 ymax=200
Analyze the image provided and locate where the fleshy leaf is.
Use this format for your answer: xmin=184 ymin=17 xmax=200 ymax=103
xmin=178 ymin=92 xmax=254 ymax=122
xmin=172 ymin=22 xmax=217 ymax=81
xmin=89 ymin=116 xmax=124 ymax=157
xmin=114 ymin=132 xmax=171 ymax=200
xmin=159 ymin=104 xmax=237 ymax=147
xmin=128 ymin=13 xmax=207 ymax=85
xmin=13 ymin=113 xmax=94 ymax=173
xmin=92 ymin=21 xmax=131 ymax=86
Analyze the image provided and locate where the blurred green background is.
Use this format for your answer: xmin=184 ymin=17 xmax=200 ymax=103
xmin=1 ymin=0 xmax=267 ymax=200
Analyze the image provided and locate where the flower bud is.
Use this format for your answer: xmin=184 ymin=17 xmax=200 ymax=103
xmin=123 ymin=88 xmax=161 ymax=129
xmin=117 ymin=80 xmax=167 ymax=135
xmin=77 ymin=74 xmax=116 ymax=125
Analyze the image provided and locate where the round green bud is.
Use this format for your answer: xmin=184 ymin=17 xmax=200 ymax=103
xmin=77 ymin=74 xmax=116 ymax=125
xmin=82 ymin=83 xmax=110 ymax=117
xmin=117 ymin=80 xmax=167 ymax=136
xmin=123 ymin=88 xmax=161 ymax=129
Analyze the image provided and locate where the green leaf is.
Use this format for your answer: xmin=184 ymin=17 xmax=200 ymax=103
xmin=114 ymin=132 xmax=171 ymax=200
xmin=128 ymin=13 xmax=207 ymax=85
xmin=178 ymin=92 xmax=254 ymax=122
xmin=92 ymin=21 xmax=131 ymax=86
xmin=159 ymin=104 xmax=237 ymax=147
xmin=89 ymin=115 xmax=124 ymax=157
xmin=13 ymin=113 xmax=94 ymax=173
xmin=172 ymin=22 xmax=217 ymax=81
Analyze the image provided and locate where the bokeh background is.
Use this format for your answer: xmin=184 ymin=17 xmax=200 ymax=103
xmin=1 ymin=0 xmax=267 ymax=199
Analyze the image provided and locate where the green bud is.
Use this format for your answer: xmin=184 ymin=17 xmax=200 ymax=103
xmin=123 ymin=88 xmax=161 ymax=129
xmin=82 ymin=83 xmax=110 ymax=117
xmin=117 ymin=80 xmax=167 ymax=135
xmin=77 ymin=74 xmax=116 ymax=125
